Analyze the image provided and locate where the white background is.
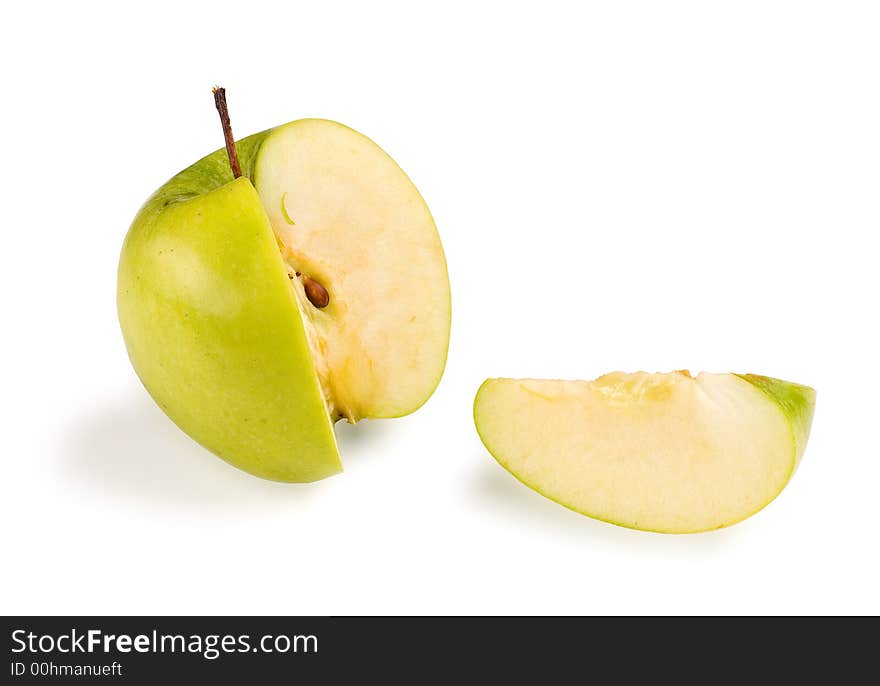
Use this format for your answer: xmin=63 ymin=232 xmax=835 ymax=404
xmin=2 ymin=1 xmax=878 ymax=615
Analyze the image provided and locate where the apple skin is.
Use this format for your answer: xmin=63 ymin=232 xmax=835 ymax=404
xmin=736 ymin=374 xmax=816 ymax=471
xmin=117 ymin=132 xmax=341 ymax=482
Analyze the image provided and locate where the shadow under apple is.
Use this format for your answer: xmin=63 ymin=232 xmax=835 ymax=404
xmin=62 ymin=387 xmax=328 ymax=511
xmin=333 ymin=416 xmax=395 ymax=461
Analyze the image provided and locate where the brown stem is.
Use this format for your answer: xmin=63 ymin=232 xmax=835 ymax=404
xmin=212 ymin=86 xmax=242 ymax=178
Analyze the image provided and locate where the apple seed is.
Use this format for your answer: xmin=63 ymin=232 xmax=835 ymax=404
xmin=302 ymin=276 xmax=330 ymax=308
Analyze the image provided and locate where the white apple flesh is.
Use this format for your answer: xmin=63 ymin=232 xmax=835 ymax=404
xmin=256 ymin=120 xmax=450 ymax=421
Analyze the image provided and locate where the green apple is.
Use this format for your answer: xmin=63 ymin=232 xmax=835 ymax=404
xmin=473 ymin=371 xmax=815 ymax=533
xmin=118 ymin=113 xmax=450 ymax=482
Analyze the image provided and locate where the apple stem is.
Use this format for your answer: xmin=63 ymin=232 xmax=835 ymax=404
xmin=212 ymin=86 xmax=243 ymax=179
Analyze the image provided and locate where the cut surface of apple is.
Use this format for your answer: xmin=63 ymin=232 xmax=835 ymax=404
xmin=256 ymin=120 xmax=450 ymax=422
xmin=473 ymin=372 xmax=815 ymax=533
xmin=118 ymin=117 xmax=450 ymax=482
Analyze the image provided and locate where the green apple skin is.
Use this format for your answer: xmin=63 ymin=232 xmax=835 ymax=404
xmin=117 ymin=132 xmax=341 ymax=482
xmin=473 ymin=373 xmax=816 ymax=534
xmin=736 ymin=374 xmax=816 ymax=471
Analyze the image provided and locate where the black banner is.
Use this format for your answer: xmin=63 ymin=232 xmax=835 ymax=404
xmin=2 ymin=617 xmax=877 ymax=682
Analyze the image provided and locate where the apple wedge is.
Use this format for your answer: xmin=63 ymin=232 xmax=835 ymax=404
xmin=473 ymin=372 xmax=815 ymax=533
xmin=118 ymin=92 xmax=450 ymax=482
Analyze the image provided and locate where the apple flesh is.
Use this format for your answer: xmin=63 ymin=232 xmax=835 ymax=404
xmin=473 ymin=372 xmax=815 ymax=533
xmin=118 ymin=120 xmax=450 ymax=482
xmin=255 ymin=120 xmax=451 ymax=421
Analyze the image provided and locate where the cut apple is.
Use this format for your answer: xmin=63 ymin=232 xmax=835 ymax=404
xmin=473 ymin=372 xmax=815 ymax=533
xmin=255 ymin=120 xmax=450 ymax=422
xmin=118 ymin=98 xmax=450 ymax=482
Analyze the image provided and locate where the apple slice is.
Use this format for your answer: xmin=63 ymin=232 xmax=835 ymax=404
xmin=117 ymin=91 xmax=450 ymax=482
xmin=473 ymin=372 xmax=816 ymax=533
